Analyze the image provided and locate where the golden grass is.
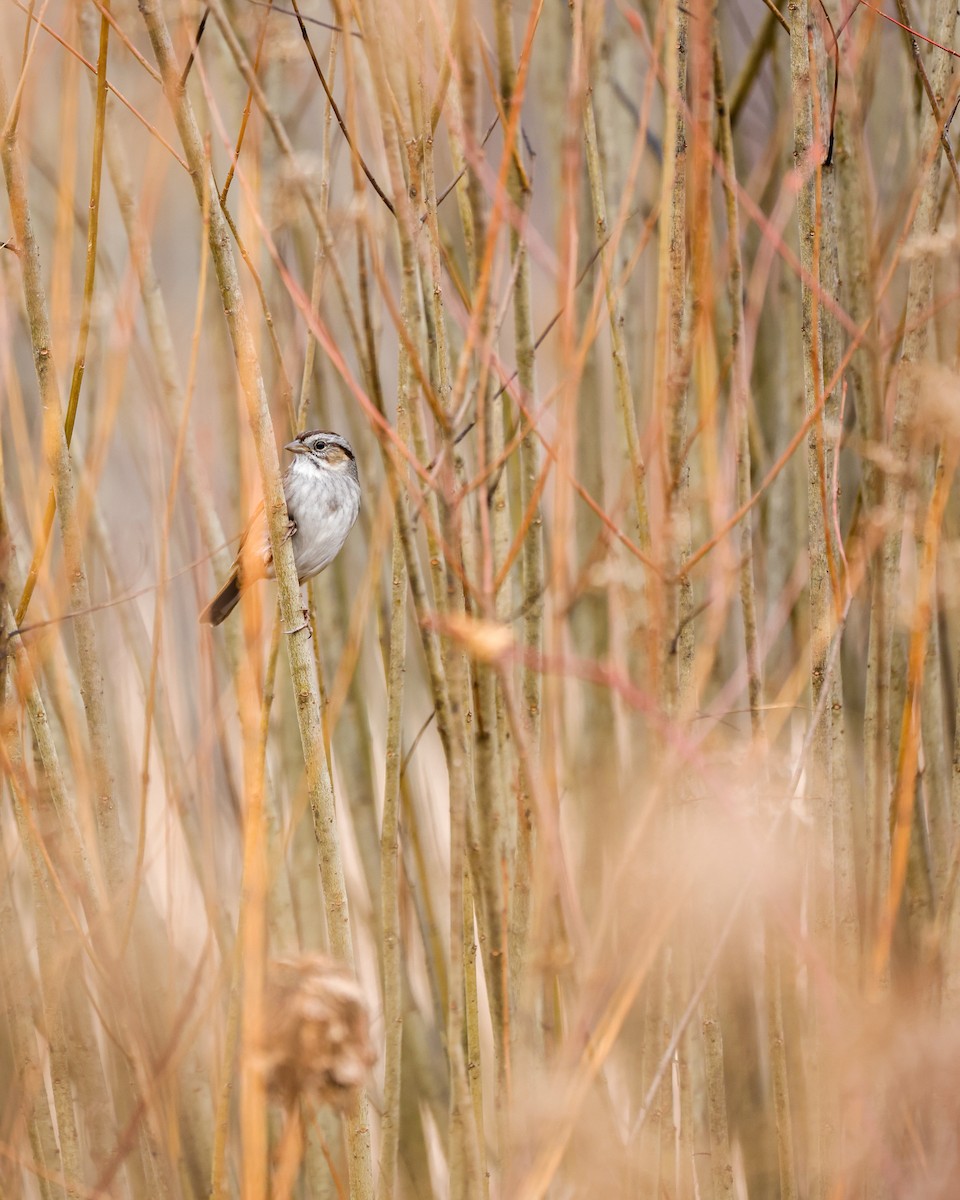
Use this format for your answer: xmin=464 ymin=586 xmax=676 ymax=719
xmin=2 ymin=1 xmax=960 ymax=1197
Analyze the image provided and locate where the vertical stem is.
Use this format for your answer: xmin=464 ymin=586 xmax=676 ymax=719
xmin=789 ymin=2 xmax=837 ymax=1191
xmin=14 ymin=1 xmax=109 ymax=626
xmin=646 ymin=2 xmax=690 ymax=1190
xmin=0 ymin=62 xmax=121 ymax=896
xmin=138 ymin=3 xmax=373 ymax=1193
xmin=653 ymin=0 xmax=690 ymax=712
xmin=0 ymin=780 xmax=60 ymax=1200
xmin=378 ymin=274 xmax=411 ymax=1200
xmin=834 ymin=55 xmax=888 ymax=974
xmin=717 ymin=35 xmax=796 ymax=1200
xmin=880 ymin=0 xmax=956 ymax=982
xmin=493 ymin=0 xmax=543 ymax=1012
xmin=582 ymin=91 xmax=650 ymax=551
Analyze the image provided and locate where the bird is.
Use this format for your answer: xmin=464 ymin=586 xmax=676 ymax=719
xmin=199 ymin=430 xmax=360 ymax=626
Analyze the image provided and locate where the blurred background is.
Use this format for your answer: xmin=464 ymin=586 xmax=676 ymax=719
xmin=2 ymin=0 xmax=960 ymax=1196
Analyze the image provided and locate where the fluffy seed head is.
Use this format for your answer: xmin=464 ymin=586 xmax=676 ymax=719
xmin=257 ymin=954 xmax=376 ymax=1110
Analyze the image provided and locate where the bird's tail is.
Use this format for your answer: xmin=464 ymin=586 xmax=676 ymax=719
xmin=199 ymin=571 xmax=242 ymax=626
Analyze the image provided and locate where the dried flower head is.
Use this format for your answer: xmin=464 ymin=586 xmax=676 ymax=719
xmin=258 ymin=955 xmax=376 ymax=1110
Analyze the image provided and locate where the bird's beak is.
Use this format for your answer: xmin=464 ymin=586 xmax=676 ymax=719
xmin=285 ymin=440 xmax=309 ymax=455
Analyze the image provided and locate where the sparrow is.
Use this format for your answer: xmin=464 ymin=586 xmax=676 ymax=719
xmin=200 ymin=430 xmax=360 ymax=626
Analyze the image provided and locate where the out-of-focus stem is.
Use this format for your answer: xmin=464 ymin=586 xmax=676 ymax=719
xmin=352 ymin=2 xmax=481 ymax=1193
xmin=206 ymin=0 xmax=368 ymax=378
xmin=0 ymin=792 xmax=60 ymax=1200
xmin=14 ymin=4 xmax=108 ymax=627
xmin=462 ymin=865 xmax=489 ymax=1197
xmin=834 ymin=54 xmax=888 ymax=973
xmin=647 ymin=0 xmax=688 ymax=1187
xmin=682 ymin=10 xmax=735 ymax=1195
xmin=0 ymin=62 xmax=121 ymax=896
xmin=582 ymin=93 xmax=650 ymax=552
xmin=297 ymin=21 xmax=339 ymax=429
xmin=716 ymin=47 xmax=763 ymax=742
xmin=766 ymin=936 xmax=798 ymax=1200
xmin=652 ymin=0 xmax=690 ymax=712
xmin=493 ymin=0 xmax=542 ymax=1018
xmin=76 ymin=0 xmax=233 ymax=584
xmin=1 ymin=680 xmax=78 ymax=1197
xmin=139 ymin=3 xmax=372 ymax=1194
xmin=211 ymin=931 xmax=244 ymax=1200
xmin=809 ymin=15 xmax=859 ymax=985
xmin=879 ymin=0 xmax=957 ymax=1009
xmin=378 ymin=292 xmax=410 ymax=1200
xmin=13 ymin=796 xmax=85 ymax=1197
xmin=790 ymin=2 xmax=838 ymax=1191
xmin=877 ymin=446 xmax=959 ymax=980
xmin=717 ymin=35 xmax=795 ymax=1200
xmin=729 ymin=10 xmax=778 ymax=126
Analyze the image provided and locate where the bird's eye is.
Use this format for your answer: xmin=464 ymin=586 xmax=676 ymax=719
xmin=313 ymin=441 xmax=326 ymax=453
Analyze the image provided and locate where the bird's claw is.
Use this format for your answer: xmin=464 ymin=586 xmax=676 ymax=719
xmin=285 ymin=607 xmax=312 ymax=638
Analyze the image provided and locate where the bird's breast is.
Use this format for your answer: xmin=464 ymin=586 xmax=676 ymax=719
xmin=285 ymin=465 xmax=360 ymax=582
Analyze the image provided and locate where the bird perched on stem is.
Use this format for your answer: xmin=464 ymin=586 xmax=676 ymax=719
xmin=200 ymin=430 xmax=360 ymax=626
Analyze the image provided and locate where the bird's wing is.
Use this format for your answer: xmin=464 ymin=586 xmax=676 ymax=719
xmin=236 ymin=500 xmax=273 ymax=584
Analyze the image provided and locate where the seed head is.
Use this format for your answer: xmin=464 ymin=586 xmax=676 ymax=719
xmin=258 ymin=955 xmax=375 ymax=1111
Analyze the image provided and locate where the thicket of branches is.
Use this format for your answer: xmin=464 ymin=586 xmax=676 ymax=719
xmin=2 ymin=0 xmax=960 ymax=1196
